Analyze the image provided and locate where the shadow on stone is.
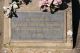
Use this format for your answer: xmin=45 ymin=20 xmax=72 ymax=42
xmin=72 ymin=0 xmax=80 ymax=48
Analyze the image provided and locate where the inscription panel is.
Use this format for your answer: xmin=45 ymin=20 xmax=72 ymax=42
xmin=11 ymin=11 xmax=64 ymax=41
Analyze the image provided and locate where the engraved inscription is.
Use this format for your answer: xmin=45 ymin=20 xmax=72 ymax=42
xmin=11 ymin=12 xmax=64 ymax=41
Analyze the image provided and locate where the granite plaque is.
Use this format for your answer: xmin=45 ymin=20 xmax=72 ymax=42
xmin=11 ymin=11 xmax=64 ymax=41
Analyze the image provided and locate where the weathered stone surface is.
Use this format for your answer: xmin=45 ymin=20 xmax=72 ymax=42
xmin=2 ymin=48 xmax=79 ymax=53
xmin=11 ymin=11 xmax=64 ymax=41
xmin=0 ymin=0 xmax=4 ymax=52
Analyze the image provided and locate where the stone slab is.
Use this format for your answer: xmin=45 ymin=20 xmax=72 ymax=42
xmin=11 ymin=11 xmax=64 ymax=41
